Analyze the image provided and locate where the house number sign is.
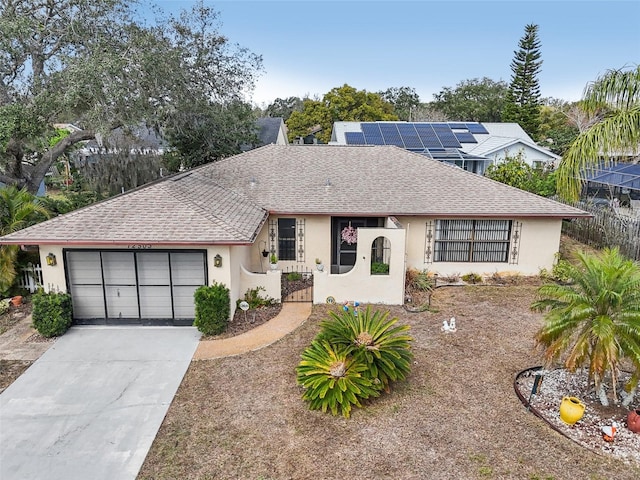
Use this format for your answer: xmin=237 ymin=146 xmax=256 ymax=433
xmin=127 ymin=244 xmax=152 ymax=249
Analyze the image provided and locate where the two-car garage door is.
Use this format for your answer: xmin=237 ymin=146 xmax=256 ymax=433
xmin=65 ymin=250 xmax=207 ymax=325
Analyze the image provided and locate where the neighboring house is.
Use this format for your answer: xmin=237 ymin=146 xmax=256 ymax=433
xmin=73 ymin=125 xmax=167 ymax=166
xmin=0 ymin=181 xmax=46 ymax=197
xmin=465 ymin=123 xmax=561 ymax=169
xmin=240 ymin=117 xmax=289 ymax=152
xmin=254 ymin=117 xmax=288 ymax=146
xmin=331 ymin=121 xmax=560 ymax=173
xmin=0 ymin=145 xmax=588 ymax=326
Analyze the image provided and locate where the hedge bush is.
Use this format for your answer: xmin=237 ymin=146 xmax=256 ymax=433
xmin=194 ymin=282 xmax=230 ymax=335
xmin=32 ymin=291 xmax=73 ymax=337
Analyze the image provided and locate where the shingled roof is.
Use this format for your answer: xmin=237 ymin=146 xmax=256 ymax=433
xmin=1 ymin=145 xmax=588 ymax=245
xmin=1 ymin=172 xmax=267 ymax=245
xmin=198 ymin=145 xmax=586 ymax=217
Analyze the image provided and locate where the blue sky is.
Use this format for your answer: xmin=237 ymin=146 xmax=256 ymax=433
xmin=152 ymin=0 xmax=640 ymax=107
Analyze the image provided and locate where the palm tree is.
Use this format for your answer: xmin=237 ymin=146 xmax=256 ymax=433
xmin=0 ymin=186 xmax=50 ymax=295
xmin=532 ymin=248 xmax=640 ymax=406
xmin=556 ymin=65 xmax=640 ymax=201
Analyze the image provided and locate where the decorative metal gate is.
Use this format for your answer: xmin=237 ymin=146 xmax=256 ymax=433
xmin=281 ymin=266 xmax=313 ymax=303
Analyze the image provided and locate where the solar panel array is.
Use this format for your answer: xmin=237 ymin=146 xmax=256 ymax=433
xmin=344 ymin=122 xmax=486 ymax=149
xmin=586 ymin=163 xmax=640 ymax=191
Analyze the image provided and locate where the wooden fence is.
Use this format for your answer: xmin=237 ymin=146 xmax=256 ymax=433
xmin=560 ymin=200 xmax=640 ymax=261
xmin=17 ymin=263 xmax=43 ymax=293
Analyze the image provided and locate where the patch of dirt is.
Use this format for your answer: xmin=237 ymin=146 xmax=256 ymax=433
xmin=559 ymin=233 xmax=602 ymax=260
xmin=0 ymin=360 xmax=32 ymax=394
xmin=0 ymin=301 xmax=31 ymax=335
xmin=138 ymin=284 xmax=640 ymax=480
xmin=203 ymin=304 xmax=283 ymax=340
xmin=0 ymin=301 xmax=56 ymax=392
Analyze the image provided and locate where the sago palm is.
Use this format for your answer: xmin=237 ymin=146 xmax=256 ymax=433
xmin=0 ymin=186 xmax=50 ymax=294
xmin=296 ymin=340 xmax=381 ymax=418
xmin=319 ymin=306 xmax=414 ymax=390
xmin=532 ymin=248 xmax=640 ymax=406
xmin=557 ymin=65 xmax=640 ymax=201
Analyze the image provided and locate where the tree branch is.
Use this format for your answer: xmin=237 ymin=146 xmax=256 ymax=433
xmin=27 ymin=129 xmax=96 ymax=192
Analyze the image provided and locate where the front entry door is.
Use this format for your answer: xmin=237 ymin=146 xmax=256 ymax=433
xmin=331 ymin=217 xmax=383 ymax=273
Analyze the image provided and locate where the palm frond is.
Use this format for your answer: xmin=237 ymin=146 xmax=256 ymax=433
xmin=556 ymin=65 xmax=640 ymax=201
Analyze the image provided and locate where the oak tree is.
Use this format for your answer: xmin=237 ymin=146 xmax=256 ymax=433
xmin=0 ymin=0 xmax=262 ymax=193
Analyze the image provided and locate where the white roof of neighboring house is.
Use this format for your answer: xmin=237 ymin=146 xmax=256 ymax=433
xmin=464 ymin=123 xmax=560 ymax=161
xmin=330 ymin=121 xmax=560 ymax=163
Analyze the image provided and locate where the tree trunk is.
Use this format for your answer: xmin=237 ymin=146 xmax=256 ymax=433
xmin=597 ymin=382 xmax=609 ymax=406
xmin=621 ymin=387 xmax=636 ymax=407
xmin=2 ymin=129 xmax=96 ymax=195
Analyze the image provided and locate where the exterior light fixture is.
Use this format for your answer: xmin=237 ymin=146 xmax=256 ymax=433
xmin=214 ymin=254 xmax=222 ymax=268
xmin=46 ymin=253 xmax=57 ymax=266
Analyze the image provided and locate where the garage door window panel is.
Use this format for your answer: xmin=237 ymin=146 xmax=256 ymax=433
xmin=171 ymin=252 xmax=205 ymax=319
xmin=138 ymin=253 xmax=173 ymax=318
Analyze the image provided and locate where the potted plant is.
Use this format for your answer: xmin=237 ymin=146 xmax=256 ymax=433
xmin=269 ymin=253 xmax=278 ymax=270
xmin=315 ymin=258 xmax=324 ymax=271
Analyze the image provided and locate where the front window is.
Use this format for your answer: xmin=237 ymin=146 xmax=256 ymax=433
xmin=434 ymin=219 xmax=511 ymax=262
xmin=278 ymin=218 xmax=296 ymax=261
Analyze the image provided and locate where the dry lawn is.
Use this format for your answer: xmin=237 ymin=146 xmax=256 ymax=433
xmin=138 ymin=284 xmax=640 ymax=480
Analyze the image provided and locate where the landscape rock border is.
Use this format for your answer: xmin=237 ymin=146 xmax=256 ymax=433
xmin=515 ymin=366 xmax=640 ymax=465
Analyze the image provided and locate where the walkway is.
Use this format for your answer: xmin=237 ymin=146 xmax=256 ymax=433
xmin=193 ymin=302 xmax=312 ymax=360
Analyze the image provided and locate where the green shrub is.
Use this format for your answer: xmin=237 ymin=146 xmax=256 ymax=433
xmin=32 ymin=291 xmax=73 ymax=337
xmin=462 ymin=272 xmax=482 ymax=284
xmin=194 ymin=282 xmax=230 ymax=335
xmin=0 ymin=298 xmax=10 ymax=315
xmin=319 ymin=306 xmax=413 ymax=390
xmin=296 ymin=340 xmax=382 ymax=418
xmin=371 ymin=262 xmax=389 ymax=275
xmin=539 ymin=255 xmax=573 ymax=284
xmin=297 ymin=307 xmax=413 ymax=417
xmin=286 ymin=272 xmax=302 ymax=281
xmin=236 ymin=286 xmax=276 ymax=310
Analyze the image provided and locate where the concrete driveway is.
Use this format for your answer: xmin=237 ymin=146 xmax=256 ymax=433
xmin=0 ymin=326 xmax=200 ymax=480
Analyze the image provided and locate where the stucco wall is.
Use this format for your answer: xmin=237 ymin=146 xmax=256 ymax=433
xmin=239 ymin=266 xmax=281 ymax=303
xmin=38 ymin=246 xmax=66 ymax=293
xmin=313 ymin=226 xmax=406 ymax=305
xmin=399 ymin=216 xmax=562 ymax=277
xmin=250 ymin=216 xmax=331 ymax=272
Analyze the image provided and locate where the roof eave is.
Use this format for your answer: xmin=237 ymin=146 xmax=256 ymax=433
xmin=0 ymin=239 xmax=256 ymax=247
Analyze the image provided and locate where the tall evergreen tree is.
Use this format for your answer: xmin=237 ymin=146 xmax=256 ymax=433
xmin=503 ymin=24 xmax=543 ymax=138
